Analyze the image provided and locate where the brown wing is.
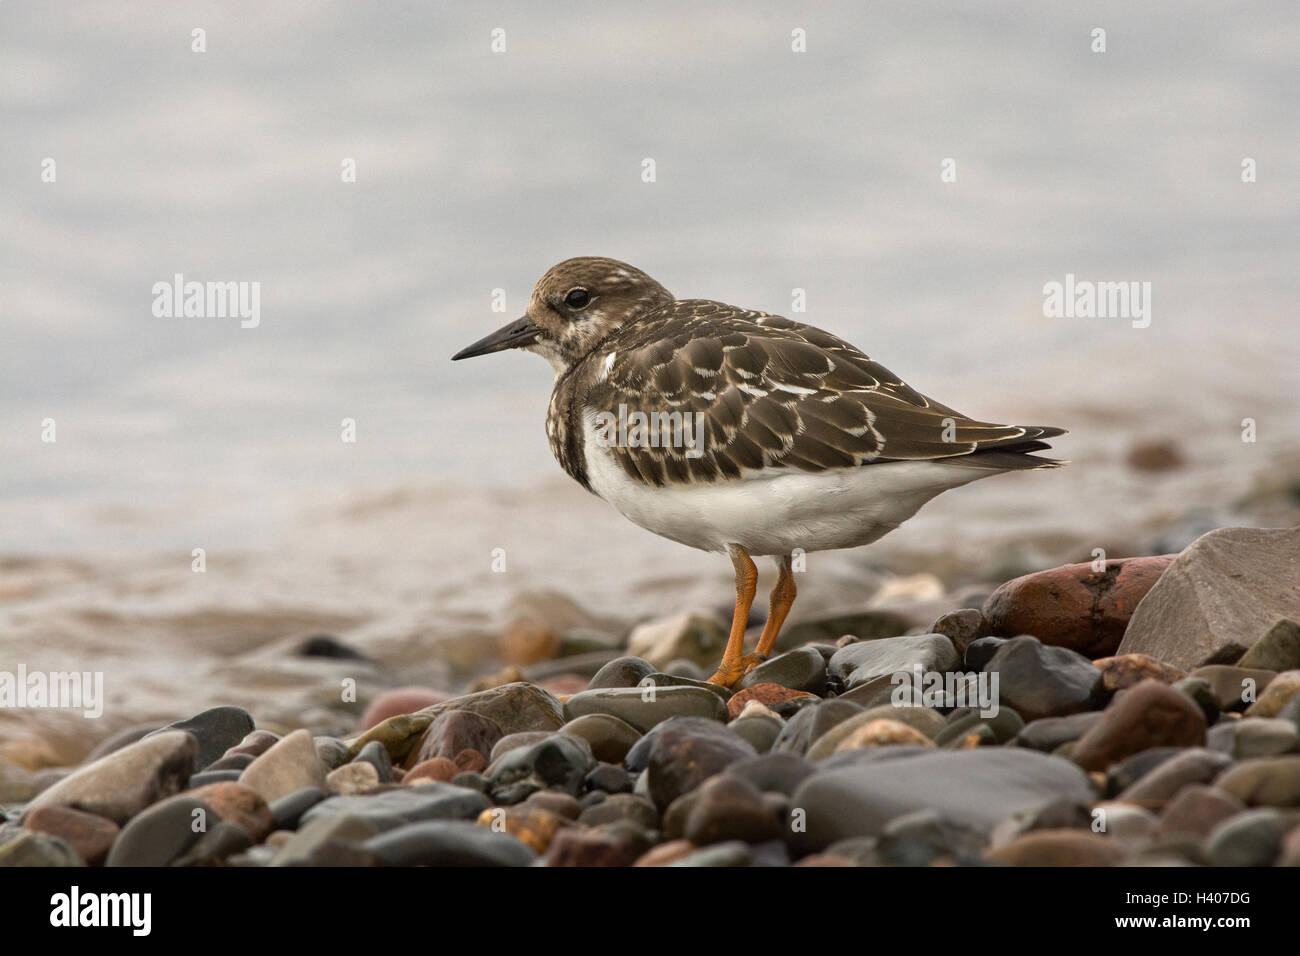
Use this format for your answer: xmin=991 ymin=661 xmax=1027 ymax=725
xmin=582 ymin=300 xmax=1064 ymax=488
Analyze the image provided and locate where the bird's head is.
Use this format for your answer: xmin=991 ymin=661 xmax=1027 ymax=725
xmin=452 ymin=257 xmax=673 ymax=372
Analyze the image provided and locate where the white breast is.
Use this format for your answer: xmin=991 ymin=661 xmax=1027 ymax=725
xmin=580 ymin=408 xmax=992 ymax=555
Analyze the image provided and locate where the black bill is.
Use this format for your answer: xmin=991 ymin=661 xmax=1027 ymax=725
xmin=451 ymin=315 xmax=541 ymax=360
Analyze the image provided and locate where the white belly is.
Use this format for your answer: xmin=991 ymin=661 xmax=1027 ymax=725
xmin=581 ymin=411 xmax=991 ymax=555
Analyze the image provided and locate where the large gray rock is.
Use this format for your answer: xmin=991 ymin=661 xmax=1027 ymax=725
xmin=789 ymin=748 xmax=1094 ymax=852
xmin=23 ymin=731 xmax=197 ymax=825
xmin=1116 ymin=527 xmax=1300 ymax=670
xmin=828 ymin=634 xmax=959 ymax=689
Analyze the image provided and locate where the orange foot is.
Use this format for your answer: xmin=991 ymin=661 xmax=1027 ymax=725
xmin=705 ymin=653 xmax=768 ymax=688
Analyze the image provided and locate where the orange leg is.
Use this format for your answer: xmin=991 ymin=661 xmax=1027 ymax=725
xmin=739 ymin=554 xmax=797 ymax=674
xmin=705 ymin=544 xmax=758 ymax=687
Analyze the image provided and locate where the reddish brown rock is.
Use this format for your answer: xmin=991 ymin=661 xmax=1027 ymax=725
xmin=522 ymin=790 xmax=583 ymax=821
xmin=222 ymin=730 xmax=280 ymax=761
xmin=793 ymin=852 xmax=857 ymax=866
xmin=453 ymin=748 xmax=487 ymax=774
xmin=406 ymin=709 xmax=503 ymax=770
xmin=404 ymin=757 xmax=458 ymax=784
xmin=1158 ymin=784 xmax=1246 ymax=839
xmin=1071 ymin=680 xmax=1207 ymax=772
xmin=928 ymin=608 xmax=990 ymax=656
xmin=1093 ymin=653 xmax=1186 ymax=693
xmin=545 ymin=823 xmax=649 ymax=866
xmin=23 ymin=805 xmax=119 ymax=865
xmin=633 ymin=839 xmax=698 ymax=866
xmin=986 ymin=829 xmax=1128 ymax=866
xmin=186 ymin=782 xmax=273 ymax=841
xmin=356 ymin=687 xmax=450 ymax=733
xmin=983 ymin=556 xmax=1175 ymax=657
xmin=726 ymin=683 xmax=817 ymax=719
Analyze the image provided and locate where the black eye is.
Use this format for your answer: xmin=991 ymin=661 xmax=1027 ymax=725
xmin=564 ymin=288 xmax=590 ymax=309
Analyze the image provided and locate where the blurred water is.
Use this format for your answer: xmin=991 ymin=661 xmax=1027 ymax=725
xmin=2 ymin=0 xmax=1297 ymax=553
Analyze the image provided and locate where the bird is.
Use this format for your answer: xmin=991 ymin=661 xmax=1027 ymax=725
xmin=453 ymin=257 xmax=1065 ymax=687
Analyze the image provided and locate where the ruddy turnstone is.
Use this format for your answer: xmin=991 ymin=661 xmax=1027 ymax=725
xmin=453 ymin=257 xmax=1065 ymax=687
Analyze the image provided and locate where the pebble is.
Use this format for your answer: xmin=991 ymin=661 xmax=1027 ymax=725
xmin=407 ymin=710 xmax=503 ymax=769
xmin=238 ymin=729 xmax=329 ymax=803
xmin=933 ymin=707 xmax=1022 ymax=748
xmin=546 ymin=821 xmax=654 ymax=866
xmin=738 ymin=647 xmax=828 ymax=694
xmin=487 ymin=734 xmax=594 ymax=803
xmin=645 ymin=717 xmax=758 ymax=811
xmin=1092 ymin=654 xmax=1186 ymax=693
xmin=868 ymin=809 xmax=988 ymax=866
xmin=1245 ymin=669 xmax=1300 ymax=718
xmin=1172 ymin=676 xmax=1221 ymax=724
xmin=1214 ymin=756 xmax=1300 ymax=807
xmin=522 ymin=790 xmax=583 ymax=820
xmin=352 ymin=739 xmax=394 ymax=781
xmin=24 ymin=730 xmax=197 ymax=825
xmin=984 ymin=636 xmax=1103 ymax=723
xmin=563 ymin=685 xmax=728 ymax=733
xmin=1014 ymin=712 xmax=1102 ymax=751
xmin=187 ymin=770 xmax=243 ymax=787
xmin=1188 ymin=665 xmax=1277 ymax=713
xmin=928 ymin=608 xmax=989 ymax=657
xmin=173 ymin=821 xmax=254 ymax=866
xmin=22 ymin=805 xmax=119 ymax=865
xmin=105 ymin=795 xmax=210 ymax=866
xmin=313 ymin=736 xmax=352 ymax=770
xmin=205 ymin=752 xmax=256 ymax=773
xmin=726 ymin=683 xmax=816 ymax=719
xmin=185 ymin=781 xmax=273 ymax=841
xmin=326 ymin=761 xmax=381 ymax=795
xmin=418 ymin=682 xmax=566 ymax=736
xmin=146 ymin=706 xmax=255 ymax=772
xmin=1214 ymin=717 xmax=1300 ymax=758
xmin=986 ymin=829 xmax=1127 ymax=866
xmin=1204 ymin=808 xmax=1287 ymax=866
xmin=0 ymin=830 xmax=84 ymax=867
xmin=585 ymin=762 xmax=635 ymax=794
xmin=268 ymin=786 xmax=326 ymax=830
xmin=828 ymin=634 xmax=959 ymax=690
xmin=772 ymin=699 xmax=862 ymax=755
xmin=1237 ymin=618 xmax=1300 ymax=672
xmin=683 ymin=775 xmax=781 ymax=845
xmin=832 ymin=718 xmax=934 ymax=753
xmin=1117 ymin=748 xmax=1234 ymax=804
xmin=301 ymin=781 xmax=489 ymax=831
xmin=983 ymin=555 xmax=1173 ymax=657
xmin=728 ymin=713 xmax=784 ymax=754
xmin=586 ymin=655 xmax=657 ymax=690
xmin=578 ymin=792 xmax=659 ymax=830
xmin=404 ymin=757 xmax=458 ymax=784
xmin=223 ymin=729 xmax=281 ymax=760
xmin=1071 ymin=680 xmax=1207 ymax=772
xmin=964 ymin=636 xmax=1007 ymax=671
xmin=633 ymin=839 xmax=698 ymax=866
xmin=665 ymin=840 xmax=753 ymax=867
xmin=363 ymin=820 xmax=536 ymax=866
xmin=789 ymin=748 xmax=1093 ymax=852
xmin=725 ymin=752 xmax=816 ymax=796
xmin=1158 ymin=785 xmax=1247 ymax=839
xmin=270 ymin=812 xmax=380 ymax=866
xmin=558 ymin=713 xmax=642 ymax=763
xmin=475 ymin=804 xmax=571 ymax=852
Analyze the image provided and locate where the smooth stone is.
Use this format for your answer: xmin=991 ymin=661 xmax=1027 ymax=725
xmin=24 ymin=731 xmax=197 ymax=825
xmin=346 ymin=714 xmax=433 ymax=765
xmin=1014 ymin=712 xmax=1103 ymax=751
xmin=984 ymin=556 xmax=1174 ymax=657
xmin=725 ymin=752 xmax=816 ymax=796
xmin=313 ymin=736 xmax=352 ymax=770
xmin=585 ymin=762 xmax=635 ymax=794
xmin=269 ymin=787 xmax=327 ymax=830
xmin=270 ymin=812 xmax=380 ymax=866
xmin=964 ymin=636 xmax=1007 ymax=671
xmin=984 ymin=636 xmax=1103 ymax=723
xmin=808 ymin=706 xmax=945 ymax=760
xmin=352 ymin=740 xmax=393 ymax=782
xmin=1225 ymin=717 xmax=1300 ymax=758
xmin=684 ymin=775 xmax=781 ymax=845
xmin=1104 ymin=747 xmax=1186 ymax=795
xmin=204 ymin=753 xmax=255 ymax=773
xmin=864 ymin=808 xmax=988 ymax=866
xmin=986 ymin=829 xmax=1128 ymax=866
xmin=1172 ymin=676 xmax=1221 ymax=724
xmin=1214 ymin=756 xmax=1300 ymax=806
xmin=626 ymin=613 xmax=728 ymax=669
xmin=563 ymin=685 xmax=728 ymax=733
xmin=475 ymin=804 xmax=571 ymax=853
xmin=0 ymin=831 xmax=84 ymax=867
xmin=578 ymin=792 xmax=659 ymax=830
xmin=1094 ymin=801 xmax=1159 ymax=845
xmin=172 ymin=821 xmax=253 ymax=866
xmin=147 ymin=706 xmax=255 ymax=772
xmin=1071 ymin=680 xmax=1207 ymax=772
xmin=929 ymin=608 xmax=989 ymax=657
xmin=729 ymin=714 xmax=783 ymax=754
xmin=222 ymin=729 xmax=280 ymax=760
xmin=1116 ymin=527 xmax=1300 ymax=669
xmin=21 ymin=806 xmax=118 ymax=865
xmin=184 ymin=781 xmax=273 ymax=841
xmin=407 ymin=710 xmax=503 ymax=769
xmin=559 ymin=713 xmax=642 ymax=763
xmin=415 ymin=682 xmax=566 ymax=736
xmin=82 ymin=724 xmax=159 ymax=765
xmin=522 ymin=790 xmax=583 ymax=820
xmin=301 ymin=782 xmax=490 ymax=831
xmin=487 ymin=734 xmax=594 ymax=803
xmin=1189 ymin=665 xmax=1277 ymax=713
xmin=1117 ymin=748 xmax=1235 ymax=804
xmin=1092 ymin=654 xmax=1186 ymax=693
xmin=356 ymin=686 xmax=449 ymax=732
xmin=1158 ymin=784 xmax=1247 ymax=839
xmin=298 ymin=633 xmax=367 ymax=659
xmin=665 ymin=840 xmax=752 ymax=867
xmin=1204 ymin=809 xmax=1286 ymax=866
xmin=586 ymin=656 xmax=657 ymax=690
xmin=238 ymin=729 xmax=329 ymax=803
xmin=645 ymin=717 xmax=758 ymax=811
xmin=738 ymin=647 xmax=828 ymax=694
xmin=828 ymin=634 xmax=959 ymax=689
xmin=326 ymin=761 xmax=380 ymax=795
xmin=363 ymin=820 xmax=536 ymax=866
xmin=789 ymin=748 xmax=1094 ymax=851
xmin=772 ymin=699 xmax=863 ymax=755
xmin=1237 ymin=618 xmax=1300 ymax=672
xmin=489 ymin=731 xmax=553 ymax=764
xmin=934 ymin=707 xmax=1025 ymax=748
xmin=104 ymin=796 xmax=210 ymax=866
xmin=1245 ymin=670 xmax=1300 ymax=718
